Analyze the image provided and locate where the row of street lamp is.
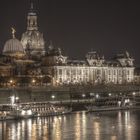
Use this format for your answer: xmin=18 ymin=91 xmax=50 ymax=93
xmin=81 ymin=92 xmax=137 ymax=99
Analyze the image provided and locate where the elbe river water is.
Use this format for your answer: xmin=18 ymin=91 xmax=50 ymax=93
xmin=0 ymin=110 xmax=140 ymax=140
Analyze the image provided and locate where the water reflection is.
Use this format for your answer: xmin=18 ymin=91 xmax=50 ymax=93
xmin=0 ymin=110 xmax=140 ymax=140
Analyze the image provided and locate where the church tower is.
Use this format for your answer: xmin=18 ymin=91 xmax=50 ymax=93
xmin=27 ymin=2 xmax=38 ymax=31
xmin=21 ymin=1 xmax=45 ymax=58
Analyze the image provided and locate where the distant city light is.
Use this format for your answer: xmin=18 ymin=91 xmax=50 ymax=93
xmin=96 ymin=94 xmax=99 ymax=99
xmin=10 ymin=79 xmax=13 ymax=83
xmin=15 ymin=97 xmax=19 ymax=100
xmin=132 ymin=92 xmax=136 ymax=96
xmin=109 ymin=93 xmax=112 ymax=96
xmin=51 ymin=95 xmax=55 ymax=99
xmin=32 ymin=79 xmax=36 ymax=83
xmin=82 ymin=94 xmax=86 ymax=98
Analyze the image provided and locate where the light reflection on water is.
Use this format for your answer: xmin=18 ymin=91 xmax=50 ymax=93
xmin=0 ymin=110 xmax=139 ymax=140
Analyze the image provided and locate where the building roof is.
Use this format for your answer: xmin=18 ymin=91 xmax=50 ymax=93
xmin=3 ymin=38 xmax=25 ymax=57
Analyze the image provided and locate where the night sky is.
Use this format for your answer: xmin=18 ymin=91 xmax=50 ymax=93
xmin=0 ymin=0 xmax=140 ymax=65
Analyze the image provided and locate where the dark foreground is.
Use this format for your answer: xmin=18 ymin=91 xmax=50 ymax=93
xmin=0 ymin=110 xmax=140 ymax=140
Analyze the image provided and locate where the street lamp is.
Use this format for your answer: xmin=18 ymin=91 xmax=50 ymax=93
xmin=32 ymin=79 xmax=36 ymax=83
xmin=32 ymin=79 xmax=36 ymax=86
xmin=132 ymin=92 xmax=136 ymax=105
xmin=108 ymin=93 xmax=112 ymax=97
xmin=15 ymin=97 xmax=19 ymax=100
xmin=51 ymin=95 xmax=55 ymax=100
xmin=95 ymin=94 xmax=99 ymax=99
xmin=9 ymin=79 xmax=15 ymax=87
xmin=82 ymin=94 xmax=86 ymax=98
xmin=132 ymin=92 xmax=136 ymax=96
xmin=10 ymin=80 xmax=13 ymax=84
xmin=124 ymin=99 xmax=130 ymax=106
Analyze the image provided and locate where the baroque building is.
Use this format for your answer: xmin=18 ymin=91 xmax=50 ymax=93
xmin=0 ymin=2 xmax=136 ymax=87
xmin=21 ymin=3 xmax=45 ymax=58
xmin=42 ymin=47 xmax=134 ymax=86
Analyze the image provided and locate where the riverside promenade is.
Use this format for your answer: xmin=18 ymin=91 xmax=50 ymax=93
xmin=0 ymin=84 xmax=140 ymax=104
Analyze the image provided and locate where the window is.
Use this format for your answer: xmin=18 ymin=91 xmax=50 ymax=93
xmin=59 ymin=69 xmax=62 ymax=75
xmin=66 ymin=70 xmax=70 ymax=76
xmin=72 ymin=69 xmax=76 ymax=75
xmin=127 ymin=70 xmax=130 ymax=75
xmin=114 ymin=70 xmax=116 ymax=75
xmin=119 ymin=70 xmax=122 ymax=75
xmin=108 ymin=70 xmax=111 ymax=75
xmin=77 ymin=69 xmax=82 ymax=75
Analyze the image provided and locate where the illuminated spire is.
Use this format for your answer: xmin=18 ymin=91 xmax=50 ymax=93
xmin=31 ymin=2 xmax=33 ymax=10
xmin=28 ymin=0 xmax=36 ymax=14
xmin=29 ymin=0 xmax=35 ymax=12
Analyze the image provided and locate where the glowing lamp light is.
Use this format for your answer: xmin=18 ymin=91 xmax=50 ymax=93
xmin=82 ymin=94 xmax=86 ymax=98
xmin=132 ymin=92 xmax=136 ymax=96
xmin=27 ymin=110 xmax=32 ymax=115
xmin=127 ymin=99 xmax=130 ymax=102
xmin=21 ymin=110 xmax=26 ymax=115
xmin=124 ymin=99 xmax=130 ymax=104
xmin=32 ymin=79 xmax=36 ymax=83
xmin=96 ymin=94 xmax=99 ymax=99
xmin=118 ymin=101 xmax=121 ymax=107
xmin=10 ymin=80 xmax=13 ymax=83
xmin=51 ymin=95 xmax=55 ymax=99
xmin=15 ymin=97 xmax=19 ymax=100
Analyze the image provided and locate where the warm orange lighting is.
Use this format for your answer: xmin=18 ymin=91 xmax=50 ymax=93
xmin=10 ymin=79 xmax=13 ymax=83
xmin=32 ymin=79 xmax=36 ymax=83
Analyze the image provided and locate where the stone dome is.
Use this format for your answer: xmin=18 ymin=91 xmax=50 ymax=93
xmin=3 ymin=38 xmax=25 ymax=57
xmin=21 ymin=30 xmax=45 ymax=55
xmin=21 ymin=2 xmax=45 ymax=57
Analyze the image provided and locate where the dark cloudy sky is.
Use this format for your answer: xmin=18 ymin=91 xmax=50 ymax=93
xmin=0 ymin=0 xmax=140 ymax=65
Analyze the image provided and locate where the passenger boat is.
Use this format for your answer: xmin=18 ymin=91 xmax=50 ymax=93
xmin=0 ymin=104 xmax=72 ymax=120
xmin=0 ymin=96 xmax=72 ymax=120
xmin=0 ymin=95 xmax=35 ymax=121
xmin=86 ymin=98 xmax=134 ymax=112
xmin=30 ymin=103 xmax=72 ymax=117
xmin=0 ymin=104 xmax=35 ymax=120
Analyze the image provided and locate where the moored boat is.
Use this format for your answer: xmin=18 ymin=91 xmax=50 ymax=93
xmin=0 ymin=104 xmax=35 ymax=121
xmin=0 ymin=95 xmax=72 ymax=121
xmin=32 ymin=103 xmax=72 ymax=117
xmin=86 ymin=98 xmax=135 ymax=112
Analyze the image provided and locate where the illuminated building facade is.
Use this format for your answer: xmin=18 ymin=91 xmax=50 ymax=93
xmin=42 ymin=47 xmax=134 ymax=86
xmin=0 ymin=2 xmax=135 ymax=87
xmin=21 ymin=3 xmax=45 ymax=58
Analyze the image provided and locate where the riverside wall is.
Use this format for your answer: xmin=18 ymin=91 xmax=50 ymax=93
xmin=0 ymin=84 xmax=140 ymax=104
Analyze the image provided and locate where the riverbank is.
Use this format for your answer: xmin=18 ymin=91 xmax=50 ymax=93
xmin=0 ymin=84 xmax=140 ymax=104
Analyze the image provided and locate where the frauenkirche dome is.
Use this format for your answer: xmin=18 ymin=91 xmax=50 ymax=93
xmin=21 ymin=3 xmax=45 ymax=57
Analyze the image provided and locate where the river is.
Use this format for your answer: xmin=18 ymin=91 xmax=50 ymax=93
xmin=0 ymin=110 xmax=140 ymax=140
